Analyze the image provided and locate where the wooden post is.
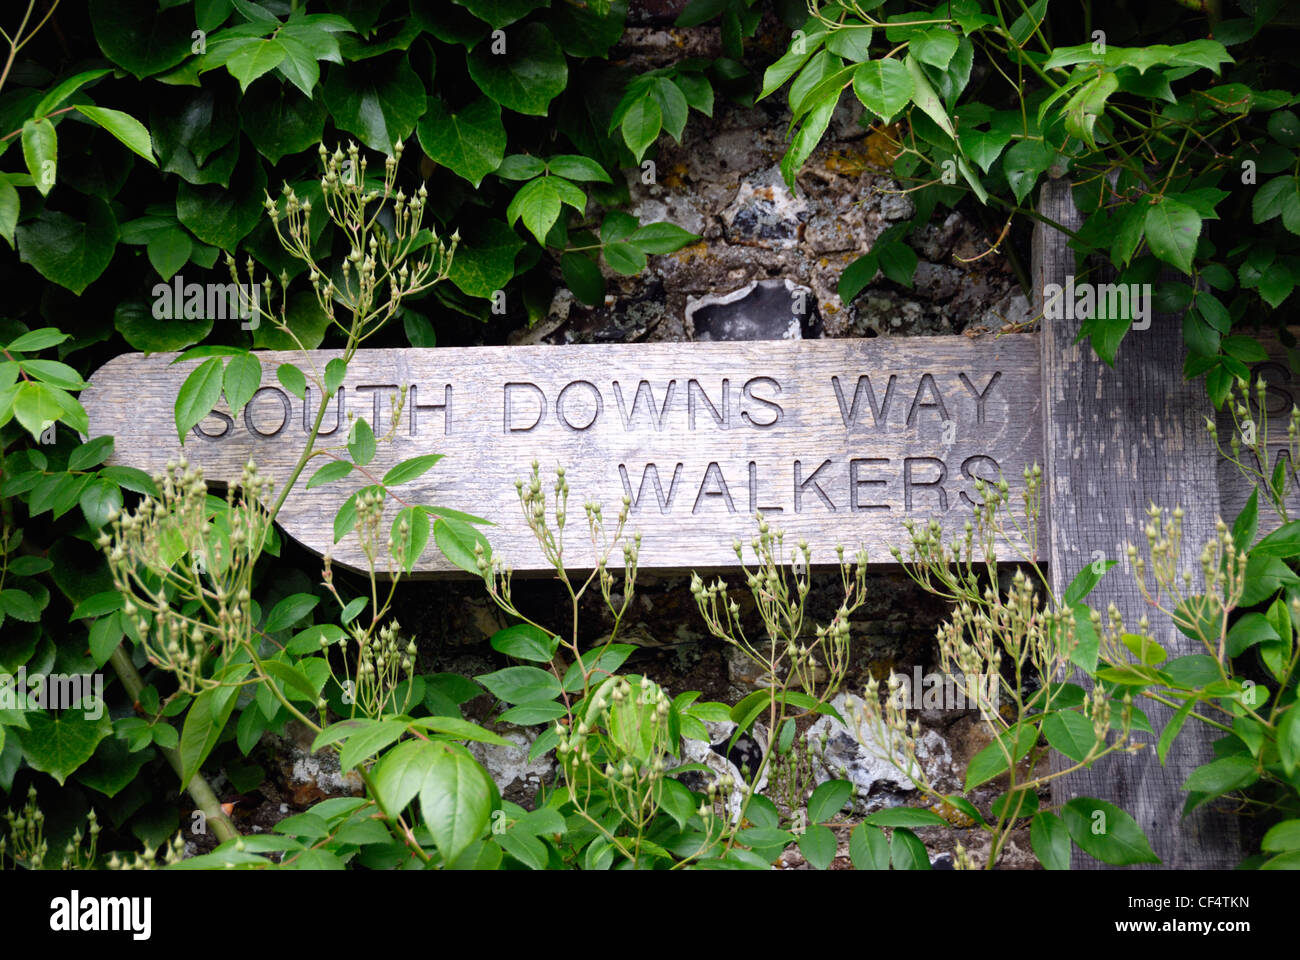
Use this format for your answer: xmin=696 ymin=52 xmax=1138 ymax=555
xmin=1035 ymin=180 xmax=1242 ymax=868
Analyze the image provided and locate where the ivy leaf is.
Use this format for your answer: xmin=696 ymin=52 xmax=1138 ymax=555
xmin=467 ymin=22 xmax=567 ymax=117
xmin=448 ymin=220 xmax=523 ymax=299
xmin=416 ymin=96 xmax=506 ymax=188
xmin=323 ymin=56 xmax=426 ymax=153
xmin=176 ymin=152 xmax=267 ymax=250
xmin=16 ymin=198 xmax=119 ymax=295
xmin=1144 ymin=197 xmax=1201 ymax=275
xmin=16 ymin=711 xmax=113 ymax=786
xmin=453 ymin=0 xmax=547 ymax=29
xmin=561 ymin=252 xmax=605 ymax=305
xmin=241 ymin=82 xmax=328 ymax=164
xmin=89 ymin=0 xmax=194 ymax=79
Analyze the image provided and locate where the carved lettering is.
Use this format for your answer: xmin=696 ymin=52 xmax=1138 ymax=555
xmin=958 ymin=371 xmax=1001 ymax=424
xmin=692 ymin=462 xmax=736 ymax=514
xmin=556 ymin=380 xmax=603 ymax=431
xmin=794 ymin=459 xmax=836 ymax=513
xmin=748 ymin=461 xmax=783 ymax=513
xmin=906 ymin=374 xmax=949 ymax=427
xmin=504 ymin=382 xmax=546 ymax=433
xmin=619 ymin=463 xmax=683 ymax=514
xmin=849 ymin=458 xmax=890 ymax=511
xmin=741 ymin=376 xmax=783 ymax=428
xmin=904 ymin=457 xmax=948 ymax=511
xmin=688 ymin=379 xmax=729 ymax=430
xmin=244 ymin=387 xmax=290 ymax=438
xmin=832 ymin=375 xmax=895 ymax=428
xmin=613 ymin=380 xmax=676 ymax=431
xmin=410 ymin=384 xmax=452 ymax=436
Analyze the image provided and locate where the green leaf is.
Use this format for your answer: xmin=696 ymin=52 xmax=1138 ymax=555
xmin=5 ymin=327 xmax=68 ymax=353
xmin=903 ymin=53 xmax=954 ymax=139
xmin=222 ymin=353 xmax=262 ymax=416
xmin=852 ymin=58 xmax=912 ymax=121
xmin=0 ymin=588 xmax=42 ymax=622
xmin=347 ymin=417 xmax=376 ymax=466
xmin=965 ymin=723 xmax=1036 ymax=790
xmin=391 ymin=506 xmax=431 ymax=572
xmin=1262 ymin=819 xmax=1300 ymax=853
xmin=338 ymin=720 xmax=407 ymax=772
xmin=863 ymin=807 xmax=949 ymax=828
xmin=33 ymin=68 xmax=114 ymax=119
xmin=322 ymin=56 xmax=425 ymax=153
xmin=307 ymin=460 xmax=352 ymax=489
xmin=260 ymin=659 xmax=318 ymax=702
xmin=417 ymin=96 xmax=506 ymax=188
xmin=224 ymin=37 xmax=287 ymax=91
xmin=628 ymin=221 xmax=699 ymax=254
xmin=406 ymin=715 xmax=511 ymax=747
xmin=1002 ymin=139 xmax=1057 ymax=206
xmin=1144 ymin=197 xmax=1201 ymax=275
xmin=475 ymin=666 xmax=560 ymax=705
xmin=604 ymin=241 xmax=646 ymax=275
xmin=453 ymin=0 xmax=546 ymax=29
xmin=890 ymin=827 xmax=930 ymax=869
xmin=178 ymin=677 xmax=245 ymax=789
xmin=382 ymin=454 xmax=444 ymax=487
xmin=16 ymin=711 xmax=113 ymax=786
xmin=176 ymin=153 xmax=267 ymax=250
xmin=22 ymin=119 xmax=57 ymax=196
xmin=1063 ymin=559 xmax=1116 ymax=605
xmin=420 ymin=746 xmax=494 ymax=865
xmin=467 ymin=22 xmax=567 ymax=117
xmin=276 ymin=363 xmax=307 ymax=400
xmin=241 ymin=83 xmax=328 ymax=164
xmin=912 ymin=29 xmax=959 ymax=69
xmin=1062 ymin=798 xmax=1160 ymax=865
xmin=561 ymin=252 xmax=605 ymax=305
xmin=74 ymin=105 xmax=156 ymax=163
xmin=447 ymin=220 xmax=524 ymax=300
xmin=1030 ymin=811 xmax=1070 ymax=869
xmin=90 ymin=0 xmax=194 ymax=79
xmin=1157 ymin=695 xmax=1198 ymax=766
xmin=490 ymin=624 xmax=560 ymax=663
xmin=780 ymin=89 xmax=836 ymax=188
xmin=265 ymin=593 xmax=319 ymax=633
xmin=619 ymin=96 xmax=662 ymax=162
xmin=807 ymin=779 xmax=853 ymax=824
xmin=547 ymin=155 xmax=612 ymax=183
xmin=849 ymin=822 xmax=889 ymax=869
xmin=1278 ymin=706 xmax=1300 ymax=776
xmin=797 ymin=823 xmax=837 ymax=869
xmin=174 ymin=357 xmax=226 ymax=442
xmin=16 ymin=198 xmax=119 ymax=295
xmin=507 ymin=176 xmax=583 ymax=246
xmin=79 ymin=479 xmax=123 ymax=528
xmin=1041 ymin=711 xmax=1097 ymax=763
xmin=434 ymin=515 xmax=491 ymax=574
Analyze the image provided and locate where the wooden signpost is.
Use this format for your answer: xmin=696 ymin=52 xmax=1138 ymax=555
xmin=79 ymin=181 xmax=1253 ymax=869
xmin=82 ymin=336 xmax=1041 ymax=573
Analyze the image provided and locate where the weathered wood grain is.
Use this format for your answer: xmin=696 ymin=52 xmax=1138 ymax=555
xmin=82 ymin=337 xmax=1041 ymax=575
xmin=1036 ymin=180 xmax=1242 ymax=868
